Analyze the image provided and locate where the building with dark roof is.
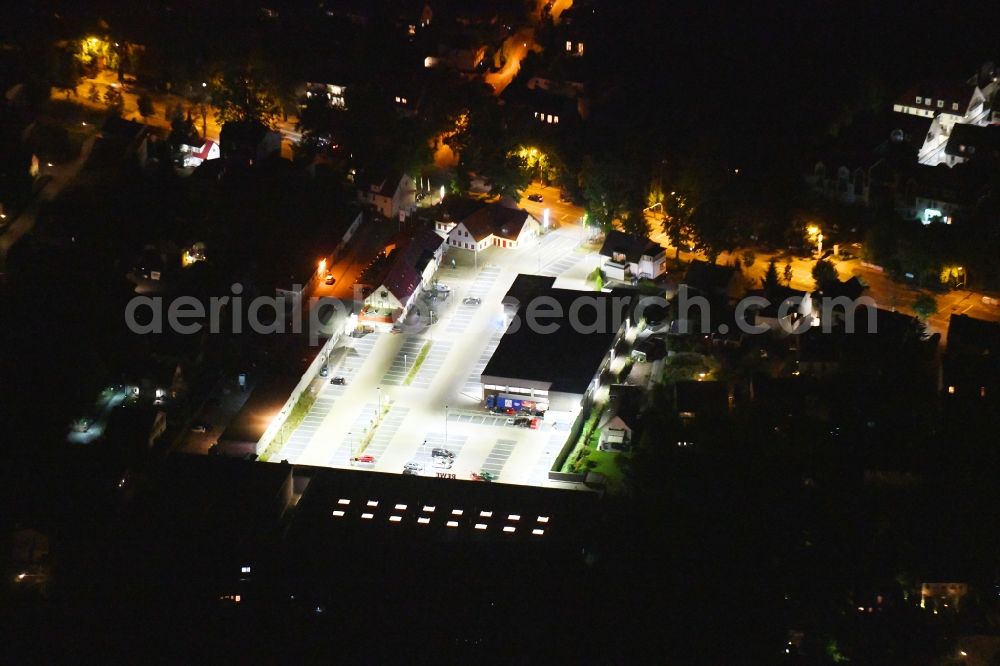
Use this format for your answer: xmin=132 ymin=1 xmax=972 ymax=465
xmin=481 ymin=278 xmax=635 ymax=411
xmin=682 ymin=260 xmax=742 ymax=302
xmin=357 ymin=171 xmax=417 ymax=219
xmin=944 ymin=314 xmax=1000 ymax=406
xmin=362 ymin=228 xmax=444 ymax=322
xmin=219 ymin=374 xmax=300 ymax=455
xmin=445 ymin=201 xmax=541 ymax=254
xmin=598 ymin=229 xmax=666 ymax=281
xmin=219 ymin=120 xmax=281 ymax=166
xmin=943 ymin=123 xmax=1000 ymax=167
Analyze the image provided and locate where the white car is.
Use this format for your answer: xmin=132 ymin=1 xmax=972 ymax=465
xmin=432 ymin=458 xmax=453 ymax=469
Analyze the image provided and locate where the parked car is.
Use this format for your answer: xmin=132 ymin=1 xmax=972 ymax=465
xmin=330 ymin=376 xmax=346 ymax=385
xmin=324 ymin=273 xmax=336 ymax=285
xmin=471 ymin=471 xmax=495 ymax=482
xmin=353 ymin=455 xmax=375 ymax=463
xmin=432 ymin=458 xmax=453 ymax=469
xmin=514 ymin=417 xmax=530 ymax=427
xmin=529 ymin=418 xmax=540 ymax=429
xmin=505 ymin=417 xmax=515 ymax=425
xmin=403 ymin=461 xmax=423 ymax=474
xmin=462 ymin=297 xmax=482 ymax=305
xmin=319 ymin=365 xmax=329 ymax=377
xmin=432 ymin=447 xmax=455 ymax=459
xmin=191 ymin=422 xmax=210 ymax=433
xmin=527 ymin=193 xmax=543 ymax=203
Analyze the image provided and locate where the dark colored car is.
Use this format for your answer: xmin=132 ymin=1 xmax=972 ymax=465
xmin=527 ymin=193 xmax=543 ymax=203
xmin=330 ymin=376 xmax=346 ymax=385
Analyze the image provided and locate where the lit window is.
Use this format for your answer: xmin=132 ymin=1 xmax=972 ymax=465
xmin=241 ymin=566 xmax=251 ymax=574
xmin=333 ymin=510 xmax=345 ymax=517
xmin=338 ymin=498 xmax=350 ymax=505
xmin=981 ymin=386 xmax=987 ymax=397
xmin=367 ymin=500 xmax=378 ymax=507
xmin=547 ymin=114 xmax=553 ymax=123
xmin=916 ymin=96 xmax=922 ymax=104
xmin=508 ymin=514 xmax=520 ymax=521
xmin=952 ymin=102 xmax=959 ymax=111
xmin=394 ymin=504 xmax=407 ymax=511
xmin=937 ymin=100 xmax=944 ymax=108
xmin=480 ymin=511 xmax=492 ymax=517
xmin=532 ymin=528 xmax=544 ymax=535
xmin=361 ymin=513 xmax=374 ymax=519
xmin=452 ymin=509 xmax=463 ymax=516
xmin=948 ymin=386 xmax=955 ymax=394
xmin=537 ymin=516 xmax=549 ymax=523
xmin=447 ymin=520 xmax=458 ymax=527
xmin=475 ymin=523 xmax=487 ymax=530
xmin=417 ymin=517 xmax=430 ymax=524
xmin=503 ymin=526 xmax=516 ymax=533
xmin=566 ymin=41 xmax=572 ymax=51
xmin=389 ymin=515 xmax=402 ymax=523
xmin=553 ymin=116 xmax=559 ymax=124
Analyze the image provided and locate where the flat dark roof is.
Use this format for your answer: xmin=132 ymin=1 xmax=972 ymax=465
xmin=220 ymin=374 xmax=300 ymax=446
xmin=288 ymin=464 xmax=598 ymax=546
xmin=483 ymin=278 xmax=630 ymax=394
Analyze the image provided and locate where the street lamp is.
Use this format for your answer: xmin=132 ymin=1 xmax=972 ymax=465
xmin=347 ymin=431 xmax=353 ymax=464
xmin=444 ymin=404 xmax=449 ymax=447
xmin=377 ymin=386 xmax=382 ymax=417
xmin=807 ymin=225 xmax=823 ymax=256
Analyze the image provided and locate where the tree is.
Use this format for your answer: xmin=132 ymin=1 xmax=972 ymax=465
xmin=762 ymin=259 xmax=780 ymax=295
xmin=211 ymin=69 xmax=281 ymax=129
xmin=137 ymin=92 xmax=155 ymax=119
xmin=104 ymin=86 xmax=125 ymax=115
xmin=912 ymin=294 xmax=938 ymax=321
xmin=488 ymin=153 xmax=531 ymax=200
xmin=783 ymin=262 xmax=793 ymax=286
xmin=811 ymin=258 xmax=839 ymax=289
xmin=87 ymin=83 xmax=101 ymax=104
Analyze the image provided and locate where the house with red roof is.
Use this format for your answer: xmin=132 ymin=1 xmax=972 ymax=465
xmin=361 ymin=229 xmax=444 ymax=322
xmin=444 ymin=201 xmax=541 ymax=259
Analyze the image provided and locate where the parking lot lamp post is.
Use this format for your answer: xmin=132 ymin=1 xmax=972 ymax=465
xmin=445 ymin=404 xmax=449 ymax=447
xmin=377 ymin=386 xmax=382 ymax=417
xmin=347 ymin=431 xmax=353 ymax=464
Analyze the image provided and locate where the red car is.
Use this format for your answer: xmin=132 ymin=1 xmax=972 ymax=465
xmin=529 ymin=418 xmax=539 ymax=429
xmin=354 ymin=455 xmax=375 ymax=463
xmin=504 ymin=407 xmax=516 ymax=416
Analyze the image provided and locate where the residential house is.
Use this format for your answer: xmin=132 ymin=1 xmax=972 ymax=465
xmin=357 ymin=171 xmax=417 ymax=219
xmin=178 ymin=139 xmax=219 ymax=168
xmin=219 ymin=121 xmax=281 ymax=166
xmin=943 ymin=123 xmax=1000 ymax=167
xmin=445 ymin=202 xmax=541 ymax=255
xmin=891 ymin=72 xmax=999 ymax=166
xmin=598 ymin=229 xmax=667 ymax=281
xmin=682 ymin=260 xmax=743 ymax=302
xmin=944 ymin=314 xmax=1000 ymax=404
xmin=362 ymin=229 xmax=444 ymax=322
xmin=598 ymin=385 xmax=642 ymax=451
xmin=433 ymin=194 xmax=488 ymax=237
xmin=896 ymin=163 xmax=982 ymax=224
xmin=436 ymin=32 xmax=487 ymax=72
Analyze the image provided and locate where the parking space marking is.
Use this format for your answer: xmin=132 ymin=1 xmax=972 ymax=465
xmin=402 ymin=431 xmax=469 ymax=476
xmin=480 ymin=438 xmax=517 ymax=478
